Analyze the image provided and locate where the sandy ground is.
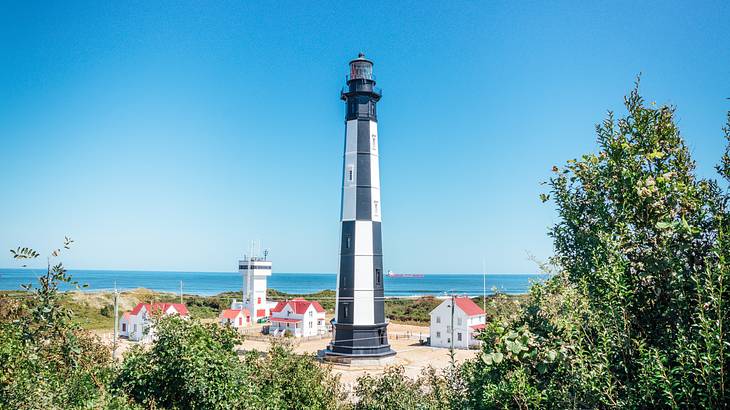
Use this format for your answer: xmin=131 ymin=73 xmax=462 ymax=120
xmin=97 ymin=322 xmax=479 ymax=391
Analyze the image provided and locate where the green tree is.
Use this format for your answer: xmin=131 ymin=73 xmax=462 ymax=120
xmin=466 ymin=83 xmax=730 ymax=408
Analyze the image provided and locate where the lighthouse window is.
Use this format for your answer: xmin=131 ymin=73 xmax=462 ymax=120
xmin=376 ymin=268 xmax=381 ymax=284
xmin=374 ymin=201 xmax=379 ymax=216
xmin=372 ymin=134 xmax=377 ymax=150
xmin=346 ymin=235 xmax=351 ymax=249
xmin=347 ymin=165 xmax=354 ymax=181
xmin=344 ymin=304 xmax=349 ymax=318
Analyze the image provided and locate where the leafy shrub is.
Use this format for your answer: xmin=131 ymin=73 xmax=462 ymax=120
xmin=114 ymin=316 xmax=251 ymax=409
xmin=243 ymin=340 xmax=347 ymax=409
xmin=100 ymin=304 xmax=114 ymax=318
xmin=0 ymin=239 xmax=138 ymax=409
xmin=355 ymin=365 xmax=467 ymax=410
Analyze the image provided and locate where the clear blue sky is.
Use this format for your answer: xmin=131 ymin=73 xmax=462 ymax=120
xmin=1 ymin=1 xmax=728 ymax=273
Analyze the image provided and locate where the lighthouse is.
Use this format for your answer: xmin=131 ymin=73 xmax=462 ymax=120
xmin=325 ymin=54 xmax=395 ymax=363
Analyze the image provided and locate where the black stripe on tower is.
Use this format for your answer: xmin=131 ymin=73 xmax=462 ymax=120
xmin=338 ymin=221 xmax=355 ymax=324
xmin=355 ymin=119 xmax=372 ymax=220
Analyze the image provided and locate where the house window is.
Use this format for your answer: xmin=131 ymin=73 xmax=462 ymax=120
xmin=133 ymin=324 xmax=137 ymax=333
xmin=457 ymin=318 xmax=462 ymax=326
xmin=239 ymin=317 xmax=242 ymax=326
xmin=122 ymin=323 xmax=126 ymax=332
xmin=257 ymin=297 xmax=261 ymax=304
xmin=309 ymin=311 xmax=313 ymax=317
xmin=376 ymin=268 xmax=381 ymax=284
xmin=309 ymin=321 xmax=313 ymax=328
xmin=436 ymin=331 xmax=441 ymax=338
xmin=436 ymin=316 xmax=441 ymax=324
xmin=458 ymin=332 xmax=463 ymax=342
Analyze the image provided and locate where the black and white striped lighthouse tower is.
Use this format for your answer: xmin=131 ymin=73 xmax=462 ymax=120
xmin=326 ymin=54 xmax=395 ymax=362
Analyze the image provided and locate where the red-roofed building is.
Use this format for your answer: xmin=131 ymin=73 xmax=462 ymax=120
xmin=269 ymin=298 xmax=327 ymax=337
xmin=219 ymin=308 xmax=251 ymax=329
xmin=119 ymin=302 xmax=190 ymax=342
xmin=429 ymin=297 xmax=487 ymax=349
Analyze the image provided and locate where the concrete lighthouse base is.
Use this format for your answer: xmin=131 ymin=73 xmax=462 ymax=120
xmin=319 ymin=322 xmax=396 ymax=366
xmin=319 ymin=349 xmax=396 ymax=367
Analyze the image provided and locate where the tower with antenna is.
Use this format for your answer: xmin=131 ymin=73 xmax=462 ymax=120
xmin=325 ymin=53 xmax=395 ymax=363
xmin=237 ymin=241 xmax=272 ymax=323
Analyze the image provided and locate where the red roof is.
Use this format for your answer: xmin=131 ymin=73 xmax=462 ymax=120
xmin=270 ymin=299 xmax=325 ymax=315
xmin=454 ymin=297 xmax=486 ymax=316
xmin=128 ymin=302 xmax=189 ymax=317
xmin=271 ymin=317 xmax=302 ymax=323
xmin=470 ymin=323 xmax=486 ymax=330
xmin=270 ymin=301 xmax=287 ymax=313
xmin=219 ymin=309 xmax=249 ymax=320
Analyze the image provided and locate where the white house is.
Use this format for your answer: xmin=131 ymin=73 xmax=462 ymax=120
xmin=429 ymin=297 xmax=486 ymax=349
xmin=219 ymin=308 xmax=251 ymax=329
xmin=119 ymin=302 xmax=189 ymax=342
xmin=269 ymin=298 xmax=326 ymax=337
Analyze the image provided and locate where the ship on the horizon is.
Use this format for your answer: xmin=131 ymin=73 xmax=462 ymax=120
xmin=386 ymin=270 xmax=424 ymax=279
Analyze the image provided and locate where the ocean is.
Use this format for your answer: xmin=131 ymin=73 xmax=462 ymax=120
xmin=0 ymin=268 xmax=547 ymax=297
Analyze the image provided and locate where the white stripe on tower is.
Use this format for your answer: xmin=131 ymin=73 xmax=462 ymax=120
xmin=342 ymin=120 xmax=358 ymax=222
xmin=353 ymin=222 xmax=374 ymax=324
xmin=369 ymin=121 xmax=381 ymax=222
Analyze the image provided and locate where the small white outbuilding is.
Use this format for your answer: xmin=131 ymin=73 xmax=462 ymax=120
xmin=429 ymin=297 xmax=486 ymax=349
xmin=219 ymin=308 xmax=251 ymax=329
xmin=119 ymin=302 xmax=189 ymax=342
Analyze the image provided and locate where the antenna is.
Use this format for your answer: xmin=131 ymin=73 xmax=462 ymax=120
xmin=113 ymin=281 xmax=119 ymax=359
xmin=482 ymin=259 xmax=486 ymax=313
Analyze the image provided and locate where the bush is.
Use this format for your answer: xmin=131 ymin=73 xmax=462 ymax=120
xmin=243 ymin=340 xmax=347 ymax=409
xmin=0 ymin=239 xmax=138 ymax=409
xmin=354 ymin=365 xmax=466 ymax=410
xmin=100 ymin=304 xmax=114 ymax=318
xmin=114 ymin=316 xmax=251 ymax=409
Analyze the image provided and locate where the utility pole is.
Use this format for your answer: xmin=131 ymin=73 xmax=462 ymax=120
xmin=482 ymin=259 xmax=487 ymax=313
xmin=450 ymin=291 xmax=455 ymax=352
xmin=113 ymin=281 xmax=119 ymax=359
